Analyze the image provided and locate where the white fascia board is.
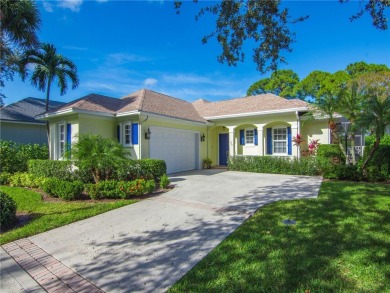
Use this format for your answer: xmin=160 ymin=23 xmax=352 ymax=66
xmin=204 ymin=107 xmax=308 ymax=120
xmin=301 ymin=113 xmax=343 ymax=121
xmin=37 ymin=108 xmax=115 ymax=119
xmin=115 ymin=110 xmax=140 ymax=117
xmin=139 ymin=111 xmax=208 ymax=126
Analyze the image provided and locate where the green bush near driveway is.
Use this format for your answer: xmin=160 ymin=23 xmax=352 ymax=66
xmin=85 ymin=179 xmax=156 ymax=199
xmin=42 ymin=178 xmax=84 ymax=200
xmin=0 ymin=190 xmax=17 ymax=231
xmin=170 ymin=181 xmax=390 ymax=292
xmin=116 ymin=159 xmax=167 ymax=181
xmin=228 ymin=155 xmax=320 ymax=176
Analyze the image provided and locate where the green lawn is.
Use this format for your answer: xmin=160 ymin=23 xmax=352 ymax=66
xmin=170 ymin=181 xmax=390 ymax=292
xmin=0 ymin=186 xmax=138 ymax=245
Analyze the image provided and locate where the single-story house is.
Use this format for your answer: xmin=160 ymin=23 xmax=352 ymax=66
xmin=0 ymin=97 xmax=65 ymax=145
xmin=38 ymin=89 xmax=331 ymax=174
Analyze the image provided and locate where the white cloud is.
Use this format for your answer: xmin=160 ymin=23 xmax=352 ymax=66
xmin=105 ymin=53 xmax=149 ymax=66
xmin=162 ymin=73 xmax=214 ymax=85
xmin=57 ymin=0 xmax=84 ymax=12
xmin=42 ymin=1 xmax=54 ymax=12
xmin=63 ymin=45 xmax=88 ymax=51
xmin=143 ymin=78 xmax=158 ymax=86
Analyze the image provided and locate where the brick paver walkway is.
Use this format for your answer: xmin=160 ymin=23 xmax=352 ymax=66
xmin=2 ymin=239 xmax=103 ymax=293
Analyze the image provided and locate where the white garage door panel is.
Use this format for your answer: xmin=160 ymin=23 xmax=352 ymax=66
xmin=150 ymin=127 xmax=198 ymax=174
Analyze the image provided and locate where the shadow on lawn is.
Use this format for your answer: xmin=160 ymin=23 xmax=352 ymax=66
xmin=173 ymin=181 xmax=390 ymax=292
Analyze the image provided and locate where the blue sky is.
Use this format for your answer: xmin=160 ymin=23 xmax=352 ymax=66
xmin=3 ymin=0 xmax=390 ymax=105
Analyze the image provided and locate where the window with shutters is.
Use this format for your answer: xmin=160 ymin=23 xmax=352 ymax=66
xmin=122 ymin=122 xmax=132 ymax=147
xmin=273 ymin=127 xmax=287 ymax=154
xmin=56 ymin=122 xmax=65 ymax=159
xmin=245 ymin=128 xmax=254 ymax=145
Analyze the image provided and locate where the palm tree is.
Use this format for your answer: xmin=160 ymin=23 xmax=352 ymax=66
xmin=19 ymin=43 xmax=79 ymax=112
xmin=0 ymin=0 xmax=40 ymax=104
xmin=355 ymin=72 xmax=390 ymax=172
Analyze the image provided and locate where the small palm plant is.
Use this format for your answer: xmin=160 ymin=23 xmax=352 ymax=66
xmin=71 ymin=134 xmax=129 ymax=183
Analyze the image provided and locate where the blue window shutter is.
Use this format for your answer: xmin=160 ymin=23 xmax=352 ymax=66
xmin=287 ymin=126 xmax=292 ymax=155
xmin=117 ymin=125 xmax=120 ymax=142
xmin=254 ymin=129 xmax=258 ymax=145
xmin=132 ymin=123 xmax=138 ymax=145
xmin=240 ymin=130 xmax=245 ymax=145
xmin=66 ymin=123 xmax=71 ymax=151
xmin=266 ymin=128 xmax=272 ymax=154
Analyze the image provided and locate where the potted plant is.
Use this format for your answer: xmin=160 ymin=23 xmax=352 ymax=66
xmin=204 ymin=158 xmax=212 ymax=169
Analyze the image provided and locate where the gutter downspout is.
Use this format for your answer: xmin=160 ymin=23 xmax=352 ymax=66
xmin=139 ymin=115 xmax=148 ymax=159
xmin=295 ymin=111 xmax=301 ymax=159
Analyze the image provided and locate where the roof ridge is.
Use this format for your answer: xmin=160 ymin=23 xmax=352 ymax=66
xmin=139 ymin=89 xmax=147 ymax=111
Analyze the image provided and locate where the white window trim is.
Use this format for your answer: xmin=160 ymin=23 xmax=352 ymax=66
xmin=273 ymin=125 xmax=288 ymax=156
xmin=121 ymin=121 xmax=133 ymax=147
xmin=245 ymin=128 xmax=255 ymax=146
xmin=56 ymin=122 xmax=66 ymax=160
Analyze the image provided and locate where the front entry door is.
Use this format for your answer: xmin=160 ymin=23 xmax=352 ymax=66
xmin=219 ymin=133 xmax=229 ymax=166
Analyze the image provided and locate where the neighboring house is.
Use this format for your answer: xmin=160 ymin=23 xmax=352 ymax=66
xmin=38 ymin=89 xmax=331 ymax=174
xmin=0 ymin=98 xmax=65 ymax=145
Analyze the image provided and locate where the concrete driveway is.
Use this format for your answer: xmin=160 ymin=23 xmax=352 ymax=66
xmin=1 ymin=170 xmax=322 ymax=293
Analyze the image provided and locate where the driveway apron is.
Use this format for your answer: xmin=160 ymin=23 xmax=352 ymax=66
xmin=3 ymin=170 xmax=322 ymax=292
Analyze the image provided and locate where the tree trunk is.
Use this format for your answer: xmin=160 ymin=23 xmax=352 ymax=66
xmin=46 ymin=80 xmax=52 ymax=158
xmin=350 ymin=134 xmax=356 ymax=165
xmin=361 ymin=138 xmax=380 ymax=172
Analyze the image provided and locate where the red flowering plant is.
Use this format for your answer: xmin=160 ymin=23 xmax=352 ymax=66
xmin=308 ymin=139 xmax=320 ymax=156
xmin=292 ymin=134 xmax=305 ymax=158
xmin=292 ymin=134 xmax=305 ymax=146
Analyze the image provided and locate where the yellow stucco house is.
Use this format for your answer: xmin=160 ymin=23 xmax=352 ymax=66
xmin=39 ymin=89 xmax=331 ymax=174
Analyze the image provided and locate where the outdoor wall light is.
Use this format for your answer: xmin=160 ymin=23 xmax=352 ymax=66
xmin=145 ymin=127 xmax=151 ymax=140
xmin=200 ymin=133 xmax=205 ymax=142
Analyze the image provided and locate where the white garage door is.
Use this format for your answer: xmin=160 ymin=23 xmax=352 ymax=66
xmin=149 ymin=126 xmax=199 ymax=174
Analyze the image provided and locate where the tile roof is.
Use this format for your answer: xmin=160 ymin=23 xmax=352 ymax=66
xmin=50 ymin=90 xmax=207 ymax=123
xmin=192 ymin=93 xmax=309 ymax=118
xmin=49 ymin=94 xmax=123 ymax=114
xmin=0 ymin=98 xmax=65 ymax=123
xmin=119 ymin=89 xmax=207 ymax=123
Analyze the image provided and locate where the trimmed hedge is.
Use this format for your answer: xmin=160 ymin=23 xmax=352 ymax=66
xmin=0 ymin=141 xmax=48 ymax=173
xmin=0 ymin=190 xmax=17 ymax=230
xmin=317 ymin=144 xmax=345 ymax=163
xmin=85 ymin=179 xmax=156 ymax=199
xmin=42 ymin=178 xmax=84 ymax=200
xmin=115 ymin=159 xmax=167 ymax=181
xmin=28 ymin=160 xmax=73 ymax=181
xmin=228 ymin=156 xmax=320 ymax=176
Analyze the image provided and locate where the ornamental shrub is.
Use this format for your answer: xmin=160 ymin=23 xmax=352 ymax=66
xmin=317 ymin=144 xmax=345 ymax=163
xmin=42 ymin=178 xmax=83 ymax=200
xmin=0 ymin=172 xmax=12 ymax=185
xmin=42 ymin=178 xmax=61 ymax=197
xmin=115 ymin=159 xmax=167 ymax=181
xmin=0 ymin=190 xmax=17 ymax=230
xmin=0 ymin=141 xmax=48 ymax=173
xmin=55 ymin=180 xmax=84 ymax=201
xmin=228 ymin=156 xmax=320 ymax=176
xmin=28 ymin=160 xmax=73 ymax=181
xmin=159 ymin=174 xmax=170 ymax=189
xmin=8 ymin=172 xmax=48 ymax=189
